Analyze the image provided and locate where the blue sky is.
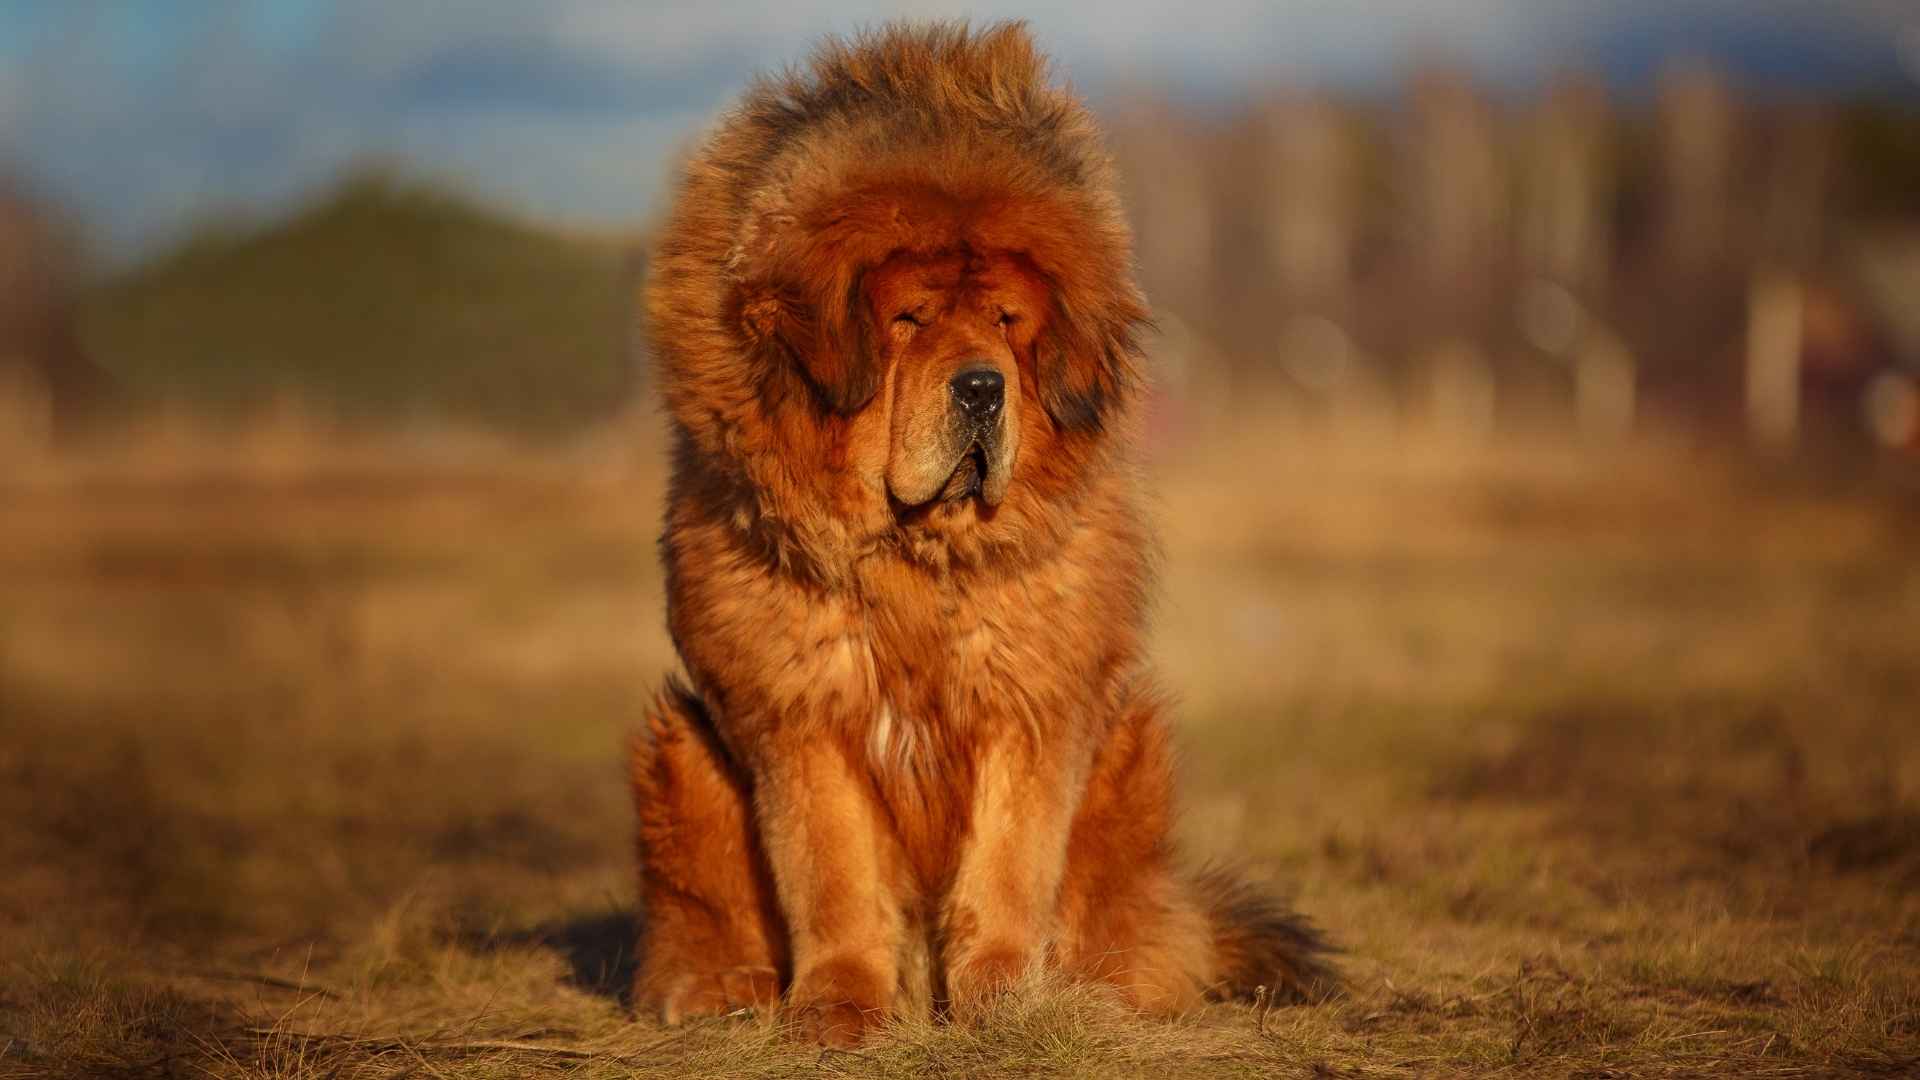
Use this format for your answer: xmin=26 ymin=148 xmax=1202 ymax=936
xmin=2 ymin=1 xmax=1917 ymax=263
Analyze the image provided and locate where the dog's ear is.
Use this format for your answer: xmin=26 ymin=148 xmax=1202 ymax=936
xmin=1037 ymin=294 xmax=1144 ymax=434
xmin=741 ymin=274 xmax=879 ymax=413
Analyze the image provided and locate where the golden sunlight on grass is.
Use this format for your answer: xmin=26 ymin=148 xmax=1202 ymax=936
xmin=2 ymin=411 xmax=1916 ymax=1078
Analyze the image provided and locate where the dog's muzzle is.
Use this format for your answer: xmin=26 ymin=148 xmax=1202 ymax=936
xmin=938 ymin=367 xmax=1008 ymax=504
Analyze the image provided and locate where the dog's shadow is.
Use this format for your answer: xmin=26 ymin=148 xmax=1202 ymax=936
xmin=460 ymin=909 xmax=640 ymax=1005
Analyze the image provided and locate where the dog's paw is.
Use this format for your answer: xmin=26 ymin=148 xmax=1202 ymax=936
xmin=656 ymin=965 xmax=782 ymax=1025
xmin=784 ymin=957 xmax=893 ymax=1047
xmin=945 ymin=940 xmax=1037 ymax=1021
xmin=787 ymin=998 xmax=885 ymax=1048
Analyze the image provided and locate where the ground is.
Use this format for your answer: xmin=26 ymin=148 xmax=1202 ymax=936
xmin=2 ymin=411 xmax=1917 ymax=1078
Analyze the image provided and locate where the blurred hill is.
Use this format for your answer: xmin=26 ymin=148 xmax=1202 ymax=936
xmin=76 ymin=172 xmax=641 ymax=436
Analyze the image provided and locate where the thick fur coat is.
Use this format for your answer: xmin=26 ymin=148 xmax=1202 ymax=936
xmin=631 ymin=21 xmax=1334 ymax=1046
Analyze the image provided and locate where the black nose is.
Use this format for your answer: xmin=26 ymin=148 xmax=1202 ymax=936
xmin=950 ymin=368 xmax=1005 ymax=421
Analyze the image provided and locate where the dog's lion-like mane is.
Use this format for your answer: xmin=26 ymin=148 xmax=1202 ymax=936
xmin=646 ymin=21 xmax=1150 ymax=540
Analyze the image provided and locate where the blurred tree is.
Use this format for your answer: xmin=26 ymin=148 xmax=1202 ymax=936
xmin=0 ymin=177 xmax=112 ymax=448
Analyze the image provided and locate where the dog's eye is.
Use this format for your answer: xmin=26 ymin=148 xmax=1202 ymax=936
xmin=995 ymin=311 xmax=1018 ymax=328
xmin=893 ymin=312 xmax=924 ymax=327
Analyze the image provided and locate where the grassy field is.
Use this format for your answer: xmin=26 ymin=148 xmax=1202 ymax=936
xmin=2 ymin=412 xmax=1917 ymax=1078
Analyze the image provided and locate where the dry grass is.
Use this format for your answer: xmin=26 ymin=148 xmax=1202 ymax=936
xmin=2 ymin=409 xmax=1917 ymax=1078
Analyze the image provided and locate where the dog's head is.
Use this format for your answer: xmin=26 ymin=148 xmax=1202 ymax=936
xmin=737 ymin=179 xmax=1144 ymax=520
xmin=652 ymin=22 xmax=1148 ymax=556
xmin=862 ymin=248 xmax=1036 ymax=508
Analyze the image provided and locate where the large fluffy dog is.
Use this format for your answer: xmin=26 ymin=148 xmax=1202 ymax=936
xmin=631 ymin=21 xmax=1333 ymax=1046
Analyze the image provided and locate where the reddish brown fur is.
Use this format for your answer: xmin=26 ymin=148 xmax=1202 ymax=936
xmin=633 ymin=21 xmax=1334 ymax=1045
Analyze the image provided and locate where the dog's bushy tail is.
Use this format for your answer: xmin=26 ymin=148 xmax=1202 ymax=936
xmin=1193 ymin=865 xmax=1340 ymax=1004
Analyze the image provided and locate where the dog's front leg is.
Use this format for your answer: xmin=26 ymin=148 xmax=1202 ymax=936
xmin=941 ymin=730 xmax=1081 ymax=1016
xmin=752 ymin=735 xmax=900 ymax=1046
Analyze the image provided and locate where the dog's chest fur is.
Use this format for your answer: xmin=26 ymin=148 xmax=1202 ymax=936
xmin=837 ymin=553 xmax=1101 ymax=877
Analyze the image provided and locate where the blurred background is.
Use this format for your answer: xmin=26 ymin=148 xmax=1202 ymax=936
xmin=3 ymin=1 xmax=1919 ymax=448
xmin=3 ymin=6 xmax=1919 ymax=1077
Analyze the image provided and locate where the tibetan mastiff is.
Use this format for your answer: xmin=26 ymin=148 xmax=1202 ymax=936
xmin=630 ymin=21 xmax=1333 ymax=1046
